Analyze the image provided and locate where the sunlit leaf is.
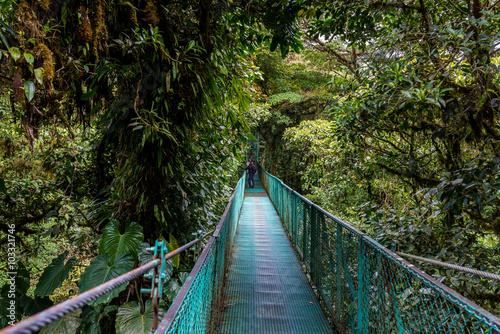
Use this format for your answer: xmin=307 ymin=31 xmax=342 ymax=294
xmin=23 ymin=52 xmax=34 ymax=64
xmin=99 ymin=219 xmax=143 ymax=261
xmin=34 ymin=68 xmax=44 ymax=84
xmin=166 ymin=234 xmax=179 ymax=268
xmin=8 ymin=47 xmax=20 ymax=61
xmin=115 ymin=300 xmax=165 ymax=334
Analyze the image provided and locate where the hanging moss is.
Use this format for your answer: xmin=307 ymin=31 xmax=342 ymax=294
xmin=92 ymin=0 xmax=109 ymax=59
xmin=40 ymin=0 xmax=50 ymax=11
xmin=130 ymin=5 xmax=138 ymax=28
xmin=33 ymin=43 xmax=55 ymax=84
xmin=143 ymin=0 xmax=159 ymax=27
xmin=75 ymin=5 xmax=93 ymax=45
xmin=16 ymin=1 xmax=36 ymax=46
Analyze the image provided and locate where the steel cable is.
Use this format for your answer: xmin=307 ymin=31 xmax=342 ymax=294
xmin=396 ymin=252 xmax=500 ymax=281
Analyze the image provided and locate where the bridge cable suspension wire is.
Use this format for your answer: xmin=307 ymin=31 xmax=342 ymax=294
xmin=396 ymin=251 xmax=500 ymax=281
xmin=0 ymin=237 xmax=206 ymax=334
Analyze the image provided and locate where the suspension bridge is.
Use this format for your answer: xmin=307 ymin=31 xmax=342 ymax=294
xmin=2 ymin=165 xmax=500 ymax=334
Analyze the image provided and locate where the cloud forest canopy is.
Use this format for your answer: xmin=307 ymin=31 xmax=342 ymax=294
xmin=1 ymin=0 xmax=500 ymax=329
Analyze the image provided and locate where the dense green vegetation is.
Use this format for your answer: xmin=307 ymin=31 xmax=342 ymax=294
xmin=0 ymin=0 xmax=499 ymax=331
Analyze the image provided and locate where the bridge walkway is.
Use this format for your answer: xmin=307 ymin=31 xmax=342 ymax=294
xmin=216 ymin=174 xmax=333 ymax=333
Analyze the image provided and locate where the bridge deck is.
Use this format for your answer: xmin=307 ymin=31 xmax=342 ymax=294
xmin=216 ymin=175 xmax=333 ymax=333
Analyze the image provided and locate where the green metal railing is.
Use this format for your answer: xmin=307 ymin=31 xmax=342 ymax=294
xmin=258 ymin=164 xmax=500 ymax=334
xmin=156 ymin=173 xmax=246 ymax=333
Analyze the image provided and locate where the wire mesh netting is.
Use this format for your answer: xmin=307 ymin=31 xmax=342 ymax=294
xmin=258 ymin=165 xmax=500 ymax=334
xmin=156 ymin=173 xmax=246 ymax=334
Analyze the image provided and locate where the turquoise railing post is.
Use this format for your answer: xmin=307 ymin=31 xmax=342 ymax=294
xmin=320 ymin=213 xmax=327 ymax=295
xmin=303 ymin=202 xmax=310 ymax=266
xmin=298 ymin=198 xmax=304 ymax=258
xmin=311 ymin=206 xmax=319 ymax=284
xmin=336 ymin=224 xmax=343 ymax=327
xmin=291 ymin=192 xmax=296 ymax=245
xmin=357 ymin=237 xmax=369 ymax=334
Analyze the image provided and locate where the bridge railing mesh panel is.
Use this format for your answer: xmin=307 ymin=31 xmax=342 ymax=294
xmin=258 ymin=165 xmax=500 ymax=334
xmin=157 ymin=173 xmax=246 ymax=334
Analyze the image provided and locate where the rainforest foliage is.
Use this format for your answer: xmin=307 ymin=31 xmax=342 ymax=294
xmin=0 ymin=0 xmax=499 ymax=331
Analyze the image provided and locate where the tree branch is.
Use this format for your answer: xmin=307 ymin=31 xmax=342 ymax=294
xmin=370 ymin=1 xmax=420 ymax=10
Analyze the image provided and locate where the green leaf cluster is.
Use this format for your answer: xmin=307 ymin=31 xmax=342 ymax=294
xmin=78 ymin=220 xmax=143 ymax=305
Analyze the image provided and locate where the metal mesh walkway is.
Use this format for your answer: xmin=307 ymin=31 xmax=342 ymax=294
xmin=216 ymin=175 xmax=333 ymax=333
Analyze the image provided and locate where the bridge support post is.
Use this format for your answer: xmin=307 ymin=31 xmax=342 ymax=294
xmin=311 ymin=206 xmax=318 ymax=280
xmin=357 ymin=238 xmax=369 ymax=334
xmin=335 ymin=224 xmax=343 ymax=327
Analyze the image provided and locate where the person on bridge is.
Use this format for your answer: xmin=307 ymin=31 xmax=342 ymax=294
xmin=245 ymin=161 xmax=257 ymax=188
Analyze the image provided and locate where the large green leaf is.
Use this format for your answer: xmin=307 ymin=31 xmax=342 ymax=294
xmin=98 ymin=220 xmax=143 ymax=261
xmin=115 ymin=300 xmax=165 ymax=334
xmin=138 ymin=242 xmax=153 ymax=266
xmin=80 ymin=305 xmax=101 ymax=334
xmin=24 ymin=80 xmax=35 ymax=102
xmin=80 ymin=305 xmax=118 ymax=334
xmin=0 ymin=177 xmax=7 ymax=194
xmin=163 ymin=259 xmax=174 ymax=280
xmin=34 ymin=251 xmax=76 ymax=297
xmin=164 ymin=272 xmax=189 ymax=302
xmin=15 ymin=262 xmax=30 ymax=295
xmin=39 ymin=310 xmax=81 ymax=334
xmin=19 ymin=295 xmax=53 ymax=316
xmin=78 ymin=253 xmax=134 ymax=306
xmin=164 ymin=278 xmax=182 ymax=301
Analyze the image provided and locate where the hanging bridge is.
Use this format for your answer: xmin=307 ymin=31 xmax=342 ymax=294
xmin=2 ymin=165 xmax=500 ymax=334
